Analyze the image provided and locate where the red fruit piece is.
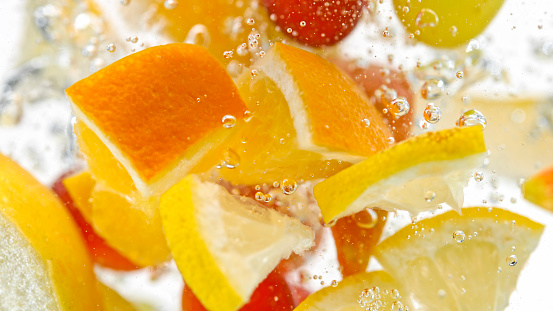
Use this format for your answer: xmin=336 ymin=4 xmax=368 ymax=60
xmin=334 ymin=59 xmax=415 ymax=142
xmin=52 ymin=173 xmax=139 ymax=271
xmin=262 ymin=0 xmax=366 ymax=46
xmin=181 ymin=270 xmax=295 ymax=311
xmin=331 ymin=208 xmax=387 ymax=277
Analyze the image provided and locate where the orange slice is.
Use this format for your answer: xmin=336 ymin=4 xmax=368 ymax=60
xmin=63 ymin=171 xmax=170 ymax=267
xmin=66 ymin=43 xmax=247 ymax=197
xmin=0 ymin=154 xmax=102 ymax=310
xmin=219 ymin=43 xmax=392 ymax=185
xmin=523 ymin=165 xmax=553 ymax=211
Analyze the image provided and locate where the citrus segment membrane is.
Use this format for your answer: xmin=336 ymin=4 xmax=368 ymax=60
xmin=0 ymin=154 xmax=101 ymax=310
xmin=314 ymin=126 xmax=487 ymax=223
xmin=375 ymin=207 xmax=544 ymax=311
xmin=66 ymin=43 xmax=247 ymax=196
xmin=160 ymin=175 xmax=314 ymax=311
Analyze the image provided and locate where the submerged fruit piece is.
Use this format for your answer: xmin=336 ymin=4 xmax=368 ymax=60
xmin=375 ymin=207 xmax=544 ymax=310
xmin=523 ymin=165 xmax=553 ymax=211
xmin=394 ymin=0 xmax=504 ymax=47
xmin=220 ymin=43 xmax=391 ymax=185
xmin=66 ymin=43 xmax=247 ymax=197
xmin=99 ymin=282 xmax=137 ymax=311
xmin=0 ymin=154 xmax=102 ymax=310
xmin=182 ymin=269 xmax=295 ymax=311
xmin=331 ymin=208 xmax=388 ymax=276
xmin=62 ymin=171 xmax=170 ymax=267
xmin=55 ymin=171 xmax=139 ymax=271
xmin=294 ymin=271 xmax=409 ymax=311
xmin=262 ymin=0 xmax=364 ymax=46
xmin=160 ymin=175 xmax=314 ymax=311
xmin=314 ymin=126 xmax=486 ymax=223
xmin=334 ymin=60 xmax=415 ymax=141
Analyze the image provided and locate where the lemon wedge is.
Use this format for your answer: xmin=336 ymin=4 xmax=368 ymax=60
xmin=294 ymin=271 xmax=409 ymax=311
xmin=160 ymin=175 xmax=315 ymax=311
xmin=375 ymin=207 xmax=544 ymax=310
xmin=314 ymin=126 xmax=487 ymax=223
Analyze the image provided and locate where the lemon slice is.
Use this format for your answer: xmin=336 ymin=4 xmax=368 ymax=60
xmin=375 ymin=207 xmax=544 ymax=311
xmin=160 ymin=175 xmax=315 ymax=311
xmin=313 ymin=126 xmax=486 ymax=223
xmin=294 ymin=271 xmax=410 ymax=311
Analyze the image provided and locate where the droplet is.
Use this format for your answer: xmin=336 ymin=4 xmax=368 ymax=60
xmin=506 ymin=254 xmax=518 ymax=266
xmin=402 ymin=6 xmax=409 ymax=13
xmin=388 ymin=97 xmax=410 ymax=117
xmin=243 ymin=110 xmax=253 ymax=122
xmin=456 ymin=71 xmax=464 ymax=79
xmin=362 ymin=118 xmax=371 ymax=127
xmin=106 ymin=43 xmax=116 ymax=52
xmin=391 ymin=289 xmax=400 ymax=299
xmin=300 ymin=21 xmax=307 ymax=27
xmin=421 ymin=79 xmax=445 ymax=99
xmin=387 ymin=137 xmax=395 ymax=144
xmin=222 ymin=148 xmax=240 ymax=168
xmin=251 ymin=69 xmax=259 ymax=77
xmin=424 ymin=191 xmax=435 ymax=202
xmin=129 ymin=36 xmax=138 ymax=43
xmin=120 ymin=0 xmax=130 ymax=5
xmin=281 ymin=179 xmax=298 ymax=195
xmin=223 ymin=50 xmax=233 ymax=59
xmin=246 ymin=18 xmax=255 ymax=25
xmin=449 ymin=25 xmax=458 ymax=36
xmin=456 ymin=109 xmax=487 ymax=128
xmin=331 ymin=280 xmax=338 ymax=287
xmin=352 ymin=208 xmax=378 ymax=229
xmin=164 ymin=0 xmax=178 ymax=9
xmin=438 ymin=289 xmax=446 ymax=298
xmin=415 ymin=8 xmax=439 ymax=28
xmin=264 ymin=194 xmax=272 ymax=203
xmin=255 ymin=191 xmax=265 ymax=201
xmin=391 ymin=301 xmax=404 ymax=311
xmin=453 ymin=230 xmax=465 ymax=243
xmin=473 ymin=171 xmax=484 ymax=182
xmin=222 ymin=115 xmax=236 ymax=128
xmin=423 ymin=103 xmax=441 ymax=124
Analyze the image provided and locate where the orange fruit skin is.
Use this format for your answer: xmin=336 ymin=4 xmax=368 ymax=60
xmin=273 ymin=43 xmax=392 ymax=156
xmin=53 ymin=172 xmax=140 ymax=271
xmin=66 ymin=43 xmax=247 ymax=184
xmin=333 ymin=59 xmax=415 ymax=142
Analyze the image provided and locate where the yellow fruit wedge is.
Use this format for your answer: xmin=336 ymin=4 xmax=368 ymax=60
xmin=0 ymin=154 xmax=102 ymax=310
xmin=375 ymin=207 xmax=544 ymax=311
xmin=63 ymin=170 xmax=170 ymax=267
xmin=219 ymin=42 xmax=392 ymax=185
xmin=523 ymin=165 xmax=553 ymax=211
xmin=294 ymin=271 xmax=410 ymax=311
xmin=314 ymin=126 xmax=487 ymax=224
xmin=160 ymin=175 xmax=315 ymax=311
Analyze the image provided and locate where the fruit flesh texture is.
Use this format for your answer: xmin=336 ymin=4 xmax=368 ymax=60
xmin=60 ymin=168 xmax=170 ymax=267
xmin=375 ymin=207 xmax=544 ymax=311
xmin=524 ymin=165 xmax=553 ymax=211
xmin=66 ymin=43 xmax=247 ymax=196
xmin=218 ymin=43 xmax=391 ymax=185
xmin=0 ymin=154 xmax=102 ymax=310
xmin=262 ymin=0 xmax=365 ymax=46
xmin=394 ymin=0 xmax=505 ymax=47
xmin=54 ymin=171 xmax=139 ymax=271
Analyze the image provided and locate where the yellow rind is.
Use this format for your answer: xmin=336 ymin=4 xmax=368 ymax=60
xmin=314 ymin=126 xmax=486 ymax=223
xmin=160 ymin=175 xmax=242 ymax=311
xmin=294 ymin=271 xmax=408 ymax=311
xmin=0 ymin=154 xmax=102 ymax=310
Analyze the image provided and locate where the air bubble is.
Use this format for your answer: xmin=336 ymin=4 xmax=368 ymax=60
xmin=474 ymin=171 xmax=484 ymax=182
xmin=106 ymin=43 xmax=116 ymax=52
xmin=388 ymin=97 xmax=410 ymax=117
xmin=456 ymin=71 xmax=464 ymax=79
xmin=222 ymin=148 xmax=240 ymax=168
xmin=222 ymin=115 xmax=236 ymax=128
xmin=415 ymin=8 xmax=439 ymax=28
xmin=424 ymin=191 xmax=435 ymax=202
xmin=423 ymin=103 xmax=441 ymax=124
xmin=506 ymin=254 xmax=518 ymax=266
xmin=456 ymin=109 xmax=487 ymax=128
xmin=362 ymin=118 xmax=371 ymax=127
xmin=453 ymin=230 xmax=465 ymax=243
xmin=352 ymin=208 xmax=378 ymax=229
xmin=164 ymin=0 xmax=178 ymax=9
xmin=421 ymin=79 xmax=445 ymax=99
xmin=281 ymin=179 xmax=298 ymax=195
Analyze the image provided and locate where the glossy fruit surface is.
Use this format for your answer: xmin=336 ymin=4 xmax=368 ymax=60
xmin=263 ymin=0 xmax=365 ymax=46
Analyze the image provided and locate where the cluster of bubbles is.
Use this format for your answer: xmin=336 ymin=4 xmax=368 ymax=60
xmin=358 ymin=286 xmax=408 ymax=311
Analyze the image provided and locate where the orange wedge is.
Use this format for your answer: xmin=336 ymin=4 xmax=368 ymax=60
xmin=523 ymin=165 xmax=553 ymax=211
xmin=66 ymin=43 xmax=247 ymax=197
xmin=219 ymin=43 xmax=392 ymax=185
